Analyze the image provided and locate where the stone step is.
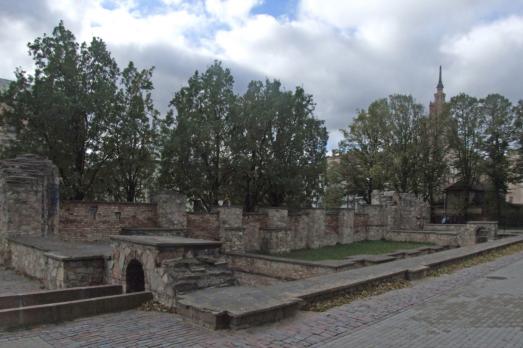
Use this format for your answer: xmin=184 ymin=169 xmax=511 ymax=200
xmin=0 ymin=284 xmax=122 ymax=310
xmin=176 ymin=287 xmax=303 ymax=330
xmin=0 ymin=291 xmax=152 ymax=330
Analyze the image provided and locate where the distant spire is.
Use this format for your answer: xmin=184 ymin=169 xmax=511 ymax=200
xmin=437 ymin=65 xmax=444 ymax=89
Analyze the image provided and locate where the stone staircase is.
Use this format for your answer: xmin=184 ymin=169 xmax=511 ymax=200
xmin=163 ymin=255 xmax=237 ymax=295
xmin=0 ymin=285 xmax=152 ymax=330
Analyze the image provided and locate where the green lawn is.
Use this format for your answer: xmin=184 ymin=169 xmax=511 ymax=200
xmin=272 ymin=240 xmax=433 ymax=261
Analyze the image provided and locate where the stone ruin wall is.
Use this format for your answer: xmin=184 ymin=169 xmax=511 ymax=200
xmin=59 ymin=201 xmax=158 ymax=241
xmin=51 ymin=191 xmax=432 ymax=254
xmin=0 ymin=155 xmax=59 ymax=264
xmin=0 ymin=155 xmax=434 ymax=260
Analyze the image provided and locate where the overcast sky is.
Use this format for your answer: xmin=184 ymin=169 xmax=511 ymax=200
xmin=1 ymin=0 xmax=523 ymax=149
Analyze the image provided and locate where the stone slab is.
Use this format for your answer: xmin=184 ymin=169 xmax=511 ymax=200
xmin=110 ymin=235 xmax=222 ymax=248
xmin=0 ymin=285 xmax=122 ymax=310
xmin=7 ymin=236 xmax=112 ymax=259
xmin=176 ymin=286 xmax=303 ymax=329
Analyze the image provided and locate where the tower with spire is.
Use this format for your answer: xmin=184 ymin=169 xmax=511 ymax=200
xmin=429 ymin=66 xmax=446 ymax=116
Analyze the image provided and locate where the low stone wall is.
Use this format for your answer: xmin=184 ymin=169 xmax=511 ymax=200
xmin=8 ymin=240 xmax=106 ymax=289
xmin=59 ymin=201 xmax=158 ymax=241
xmin=384 ymin=230 xmax=459 ymax=246
xmin=10 ymin=241 xmax=48 ymax=281
xmin=227 ymin=253 xmax=347 ymax=280
xmin=386 ymin=222 xmax=498 ymax=248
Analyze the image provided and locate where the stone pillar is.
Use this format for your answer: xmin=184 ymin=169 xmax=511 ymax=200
xmin=151 ymin=191 xmax=187 ymax=229
xmin=260 ymin=208 xmax=290 ymax=253
xmin=217 ymin=207 xmax=245 ymax=253
xmin=0 ymin=155 xmax=60 ymax=264
xmin=338 ymin=209 xmax=354 ymax=244
xmin=305 ymin=209 xmax=326 ymax=249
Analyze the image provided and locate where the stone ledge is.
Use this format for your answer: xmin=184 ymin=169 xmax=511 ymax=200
xmin=0 ymin=285 xmax=122 ymax=310
xmin=389 ymin=229 xmax=459 ymax=236
xmin=44 ymin=252 xmax=107 ymax=262
xmin=0 ymin=291 xmax=152 ymax=330
xmin=110 ymin=235 xmax=222 ymax=248
xmin=7 ymin=236 xmax=112 ymax=259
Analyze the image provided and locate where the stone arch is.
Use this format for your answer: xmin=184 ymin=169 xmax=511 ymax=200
xmin=475 ymin=227 xmax=489 ymax=244
xmin=126 ymin=259 xmax=145 ymax=293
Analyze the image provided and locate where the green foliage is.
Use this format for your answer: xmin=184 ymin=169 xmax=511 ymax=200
xmin=446 ymin=93 xmax=485 ymax=188
xmin=480 ymin=94 xmax=515 ymax=219
xmin=159 ymin=61 xmax=236 ymax=211
xmin=386 ymin=94 xmax=424 ymax=193
xmin=323 ymin=159 xmax=347 ymax=209
xmin=1 ymin=22 xmax=159 ymax=201
xmin=159 ymin=69 xmax=328 ymax=211
xmin=2 ymin=21 xmax=120 ymax=199
xmin=417 ymin=114 xmax=449 ymax=204
xmin=96 ymin=62 xmax=161 ymax=202
xmin=513 ymin=100 xmax=523 ymax=180
xmin=338 ymin=99 xmax=390 ymax=203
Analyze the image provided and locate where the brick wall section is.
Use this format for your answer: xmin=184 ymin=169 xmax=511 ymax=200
xmin=325 ymin=211 xmax=340 ymax=239
xmin=353 ymin=213 xmax=369 ymax=241
xmin=59 ymin=201 xmax=158 ymax=241
xmin=186 ymin=213 xmax=220 ymax=241
xmin=288 ymin=213 xmax=308 ymax=250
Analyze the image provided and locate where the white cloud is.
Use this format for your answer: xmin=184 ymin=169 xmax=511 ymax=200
xmin=1 ymin=0 xmax=523 ymax=150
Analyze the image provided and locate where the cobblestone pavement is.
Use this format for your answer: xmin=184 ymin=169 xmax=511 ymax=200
xmin=2 ymin=251 xmax=523 ymax=347
xmin=0 ymin=266 xmax=43 ymax=295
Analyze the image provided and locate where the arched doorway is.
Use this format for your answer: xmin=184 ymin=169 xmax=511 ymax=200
xmin=126 ymin=259 xmax=145 ymax=293
xmin=475 ymin=228 xmax=489 ymax=244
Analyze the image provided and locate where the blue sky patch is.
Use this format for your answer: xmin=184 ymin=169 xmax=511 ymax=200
xmin=252 ymin=0 xmax=298 ymax=19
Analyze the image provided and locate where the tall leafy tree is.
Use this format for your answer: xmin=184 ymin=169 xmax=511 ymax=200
xmin=263 ymin=85 xmax=327 ymax=208
xmin=1 ymin=21 xmax=120 ymax=199
xmin=230 ymin=80 xmax=276 ymax=211
xmin=323 ymin=158 xmax=347 ymax=209
xmin=159 ymin=61 xmax=236 ymax=211
xmin=417 ymin=114 xmax=449 ymax=206
xmin=446 ymin=93 xmax=485 ymax=218
xmin=481 ymin=94 xmax=515 ymax=219
xmin=515 ymin=100 xmax=523 ymax=179
xmin=339 ymin=99 xmax=389 ymax=203
xmin=386 ymin=94 xmax=424 ymax=193
xmin=97 ymin=62 xmax=160 ymax=202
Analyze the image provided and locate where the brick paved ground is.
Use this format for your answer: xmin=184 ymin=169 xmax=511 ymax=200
xmin=2 ymin=250 xmax=523 ymax=347
xmin=0 ymin=266 xmax=43 ymax=295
